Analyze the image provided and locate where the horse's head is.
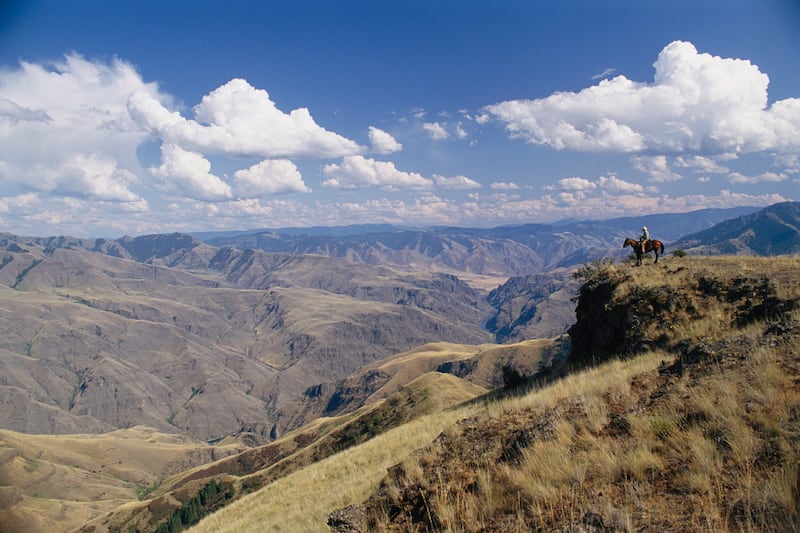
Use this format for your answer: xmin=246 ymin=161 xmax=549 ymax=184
xmin=623 ymin=237 xmax=635 ymax=248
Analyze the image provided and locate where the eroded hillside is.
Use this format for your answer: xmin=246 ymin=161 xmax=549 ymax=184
xmin=0 ymin=235 xmax=491 ymax=443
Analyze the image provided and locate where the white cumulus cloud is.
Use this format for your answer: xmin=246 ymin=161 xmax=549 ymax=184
xmin=631 ymin=155 xmax=683 ymax=182
xmin=129 ymin=78 xmax=362 ymax=159
xmin=773 ymin=154 xmax=800 ymax=174
xmin=490 ymin=181 xmax=520 ymax=190
xmin=727 ymin=171 xmax=788 ymax=185
xmin=433 ymin=174 xmax=482 ymax=190
xmin=673 ymin=155 xmax=730 ymax=174
xmin=557 ymin=177 xmax=597 ymax=192
xmin=322 ymin=155 xmax=433 ymax=191
xmin=423 ymin=121 xmax=449 ymax=140
xmin=0 ymin=53 xmax=160 ymax=202
xmin=234 ymin=159 xmax=310 ymax=196
xmin=484 ymin=40 xmax=800 ymax=154
xmin=368 ymin=126 xmax=402 ymax=154
xmin=597 ymin=175 xmax=646 ymax=194
xmin=150 ymin=143 xmax=232 ymax=201
xmin=552 ymin=174 xmax=647 ymax=196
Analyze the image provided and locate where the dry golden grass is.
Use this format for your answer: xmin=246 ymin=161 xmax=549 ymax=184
xmin=424 ymin=332 xmax=796 ymax=530
xmin=0 ymin=426 xmax=243 ymax=533
xmin=189 ymin=403 xmax=482 ymax=532
xmin=87 ymin=255 xmax=795 ymax=533
xmin=363 ymin=338 xmax=556 ymax=400
xmin=181 ymin=350 xmax=668 ymax=532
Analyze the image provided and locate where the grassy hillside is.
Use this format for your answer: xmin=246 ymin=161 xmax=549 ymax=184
xmin=187 ymin=255 xmax=800 ymax=532
xmin=1 ymin=333 xmax=552 ymax=532
xmin=0 ymin=427 xmax=244 ymax=533
xmin=276 ymin=337 xmax=564 ymax=431
xmin=77 ymin=371 xmax=491 ymax=533
xmin=75 ymin=335 xmax=559 ymax=532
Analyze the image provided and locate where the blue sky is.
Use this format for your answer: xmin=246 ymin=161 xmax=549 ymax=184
xmin=0 ymin=0 xmax=798 ymax=237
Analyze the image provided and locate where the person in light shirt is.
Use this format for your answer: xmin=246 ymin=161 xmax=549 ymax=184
xmin=639 ymin=226 xmax=650 ymax=254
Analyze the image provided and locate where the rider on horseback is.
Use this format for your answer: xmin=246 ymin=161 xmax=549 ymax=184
xmin=639 ymin=226 xmax=650 ymax=254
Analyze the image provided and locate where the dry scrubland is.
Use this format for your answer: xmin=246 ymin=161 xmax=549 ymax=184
xmin=190 ymin=256 xmax=800 ymax=532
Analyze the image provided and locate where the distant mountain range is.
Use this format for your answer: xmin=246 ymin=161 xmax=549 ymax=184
xmin=196 ymin=206 xmax=763 ymax=276
xmin=673 ymin=201 xmax=800 ymax=255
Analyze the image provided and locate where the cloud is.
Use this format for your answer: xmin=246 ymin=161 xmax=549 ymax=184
xmin=596 ymin=175 xmax=646 ymax=194
xmin=0 ymin=193 xmax=150 ymax=237
xmin=368 ymin=126 xmax=402 ymax=154
xmin=0 ymin=192 xmax=40 ymax=215
xmin=423 ymin=122 xmax=449 ymax=140
xmin=673 ymin=155 xmax=730 ymax=174
xmin=433 ymin=174 xmax=482 ymax=190
xmin=592 ymin=67 xmax=617 ymax=80
xmin=727 ymin=171 xmax=788 ymax=184
xmin=61 ymin=153 xmax=142 ymax=201
xmin=0 ymin=97 xmax=51 ymax=124
xmin=552 ymin=174 xmax=647 ymax=197
xmin=233 ymin=159 xmax=310 ymax=196
xmin=484 ymin=40 xmax=800 ymax=154
xmin=0 ymin=53 xmax=160 ymax=202
xmin=129 ymin=78 xmax=362 ymax=159
xmin=557 ymin=177 xmax=597 ymax=192
xmin=774 ymin=154 xmax=800 ymax=174
xmin=490 ymin=181 xmax=520 ymax=190
xmin=322 ymin=155 xmax=433 ymax=190
xmin=150 ymin=143 xmax=232 ymax=201
xmin=631 ymin=155 xmax=683 ymax=182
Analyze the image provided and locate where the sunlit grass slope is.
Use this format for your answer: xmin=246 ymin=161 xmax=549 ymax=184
xmin=0 ymin=426 xmax=243 ymax=533
xmin=189 ymin=374 xmax=485 ymax=532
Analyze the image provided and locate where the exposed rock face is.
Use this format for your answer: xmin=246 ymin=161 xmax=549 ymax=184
xmin=486 ymin=270 xmax=579 ymax=342
xmin=566 ymin=257 xmax=800 ymax=367
xmin=328 ymin=505 xmax=366 ymax=533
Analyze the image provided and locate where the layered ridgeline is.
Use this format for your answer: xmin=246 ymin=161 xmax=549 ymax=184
xmin=198 ymin=206 xmax=762 ymax=276
xmin=189 ymin=255 xmax=799 ymax=533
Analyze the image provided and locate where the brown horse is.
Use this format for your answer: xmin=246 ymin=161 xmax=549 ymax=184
xmin=623 ymin=237 xmax=665 ymax=265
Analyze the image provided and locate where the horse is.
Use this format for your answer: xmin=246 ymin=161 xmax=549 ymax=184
xmin=623 ymin=237 xmax=665 ymax=265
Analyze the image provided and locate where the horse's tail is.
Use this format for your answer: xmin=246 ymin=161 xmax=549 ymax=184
xmin=659 ymin=241 xmax=665 ymax=254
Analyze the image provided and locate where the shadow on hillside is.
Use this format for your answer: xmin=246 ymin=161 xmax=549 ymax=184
xmin=463 ymin=335 xmax=573 ymax=407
